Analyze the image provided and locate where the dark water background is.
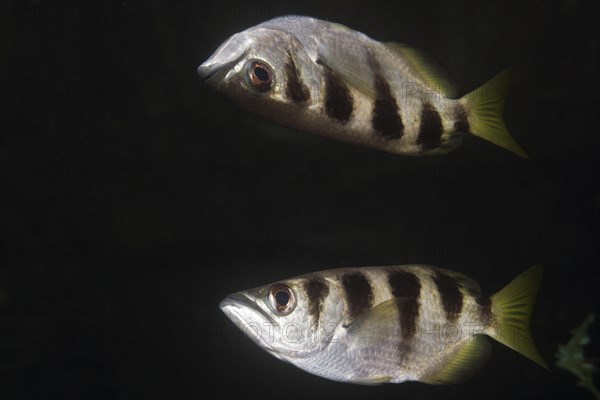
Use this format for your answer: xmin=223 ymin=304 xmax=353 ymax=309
xmin=1 ymin=1 xmax=598 ymax=399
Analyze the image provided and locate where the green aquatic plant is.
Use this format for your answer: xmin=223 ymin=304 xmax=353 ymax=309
xmin=556 ymin=314 xmax=600 ymax=399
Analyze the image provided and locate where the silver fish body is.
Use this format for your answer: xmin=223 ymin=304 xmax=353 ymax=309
xmin=199 ymin=16 xmax=528 ymax=158
xmin=220 ymin=264 xmax=547 ymax=384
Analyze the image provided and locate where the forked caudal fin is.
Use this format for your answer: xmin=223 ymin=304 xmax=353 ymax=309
xmin=460 ymin=70 xmax=529 ymax=158
xmin=487 ymin=264 xmax=549 ymax=369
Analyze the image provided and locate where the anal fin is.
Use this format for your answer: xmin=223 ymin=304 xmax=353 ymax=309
xmin=421 ymin=335 xmax=491 ymax=384
xmin=353 ymin=375 xmax=393 ymax=385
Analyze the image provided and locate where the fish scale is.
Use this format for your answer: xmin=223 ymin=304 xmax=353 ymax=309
xmin=220 ymin=264 xmax=547 ymax=384
xmin=199 ymin=15 xmax=528 ymax=158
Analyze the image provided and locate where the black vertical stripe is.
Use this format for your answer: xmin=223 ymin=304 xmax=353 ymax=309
xmin=433 ymin=271 xmax=463 ymax=322
xmin=477 ymin=296 xmax=492 ymax=327
xmin=387 ymin=270 xmax=421 ymax=339
xmin=284 ymin=56 xmax=310 ymax=103
xmin=417 ymin=102 xmax=443 ymax=150
xmin=318 ymin=60 xmax=353 ymax=123
xmin=341 ymin=272 xmax=373 ymax=319
xmin=304 ymin=278 xmax=329 ymax=326
xmin=453 ymin=104 xmax=470 ymax=133
xmin=368 ymin=54 xmax=404 ymax=139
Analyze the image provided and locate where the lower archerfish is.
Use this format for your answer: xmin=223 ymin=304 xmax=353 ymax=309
xmin=199 ymin=15 xmax=528 ymax=158
xmin=220 ymin=264 xmax=547 ymax=384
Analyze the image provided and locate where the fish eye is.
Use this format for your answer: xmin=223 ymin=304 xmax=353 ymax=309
xmin=268 ymin=283 xmax=296 ymax=315
xmin=247 ymin=60 xmax=273 ymax=92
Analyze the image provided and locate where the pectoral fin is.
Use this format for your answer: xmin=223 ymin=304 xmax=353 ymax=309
xmin=344 ymin=298 xmax=409 ymax=385
xmin=317 ymin=46 xmax=378 ymax=99
xmin=346 ymin=298 xmax=409 ymax=350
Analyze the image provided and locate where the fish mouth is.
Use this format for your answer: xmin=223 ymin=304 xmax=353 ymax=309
xmin=219 ymin=292 xmax=276 ymax=349
xmin=219 ymin=292 xmax=262 ymax=314
xmin=197 ymin=59 xmax=236 ymax=81
xmin=198 ymin=33 xmax=250 ymax=82
xmin=220 ymin=291 xmax=326 ymax=360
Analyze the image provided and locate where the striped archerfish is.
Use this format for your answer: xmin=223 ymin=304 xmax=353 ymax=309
xmin=198 ymin=15 xmax=528 ymax=158
xmin=220 ymin=264 xmax=548 ymax=384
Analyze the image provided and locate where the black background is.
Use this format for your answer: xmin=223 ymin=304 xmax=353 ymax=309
xmin=1 ymin=1 xmax=599 ymax=399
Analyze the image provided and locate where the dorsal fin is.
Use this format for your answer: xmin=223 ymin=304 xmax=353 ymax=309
xmin=384 ymin=42 xmax=459 ymax=98
xmin=428 ymin=266 xmax=482 ymax=296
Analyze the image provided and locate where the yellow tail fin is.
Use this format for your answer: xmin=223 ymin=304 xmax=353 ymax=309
xmin=486 ymin=264 xmax=548 ymax=369
xmin=460 ymin=70 xmax=529 ymax=158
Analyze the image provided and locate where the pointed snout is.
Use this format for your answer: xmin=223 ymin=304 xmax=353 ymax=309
xmin=197 ymin=62 xmax=222 ymax=81
xmin=197 ymin=33 xmax=250 ymax=81
xmin=219 ymin=292 xmax=251 ymax=311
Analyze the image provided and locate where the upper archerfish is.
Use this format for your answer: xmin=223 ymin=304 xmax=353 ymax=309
xmin=198 ymin=15 xmax=528 ymax=158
